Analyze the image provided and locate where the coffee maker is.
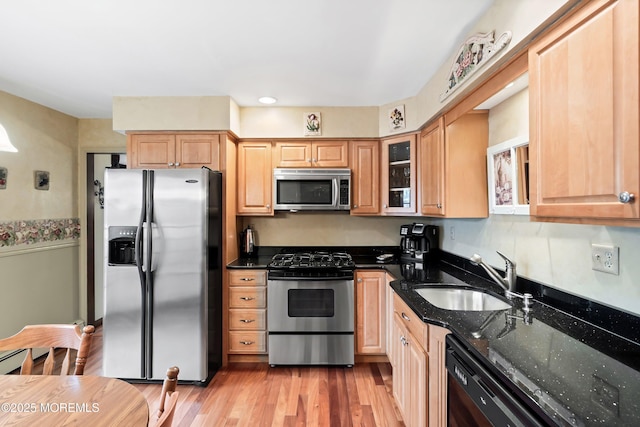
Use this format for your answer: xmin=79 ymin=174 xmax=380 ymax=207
xmin=400 ymin=223 xmax=439 ymax=261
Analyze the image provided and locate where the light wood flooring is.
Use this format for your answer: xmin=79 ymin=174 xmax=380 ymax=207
xmin=84 ymin=328 xmax=405 ymax=426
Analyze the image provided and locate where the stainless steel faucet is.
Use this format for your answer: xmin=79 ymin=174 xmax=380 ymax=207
xmin=470 ymin=251 xmax=517 ymax=295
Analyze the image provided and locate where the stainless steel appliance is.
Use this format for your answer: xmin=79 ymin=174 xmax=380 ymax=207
xmin=267 ymin=251 xmax=355 ymax=366
xmin=400 ymin=223 xmax=439 ymax=261
xmin=273 ymin=168 xmax=351 ymax=211
xmin=103 ymin=168 xmax=222 ymax=383
xmin=446 ymin=335 xmax=546 ymax=426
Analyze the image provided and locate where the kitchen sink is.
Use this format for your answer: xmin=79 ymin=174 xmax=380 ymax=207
xmin=415 ymin=287 xmax=512 ymax=311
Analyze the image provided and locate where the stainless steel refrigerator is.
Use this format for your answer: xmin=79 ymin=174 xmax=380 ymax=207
xmin=102 ymin=167 xmax=222 ymax=383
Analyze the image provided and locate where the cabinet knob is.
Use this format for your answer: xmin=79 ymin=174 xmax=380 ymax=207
xmin=266 ymin=204 xmax=271 ymax=209
xmin=175 ymin=162 xmax=180 ymax=167
xmin=240 ymin=296 xmax=255 ymax=301
xmin=312 ymin=158 xmax=317 ymax=163
xmin=240 ymin=277 xmax=255 ymax=281
xmin=383 ymin=204 xmax=388 ymax=208
xmin=618 ymin=192 xmax=635 ymax=204
xmin=353 ymin=204 xmax=358 ymax=209
xmin=239 ymin=341 xmax=255 ymax=345
xmin=239 ymin=319 xmax=255 ymax=323
xmin=307 ymin=158 xmax=312 ymax=163
xmin=437 ymin=203 xmax=442 ymax=209
xmin=401 ymin=312 xmax=411 ymax=321
xmin=357 ymin=278 xmax=362 ymax=283
xmin=168 ymin=162 xmax=174 ymax=167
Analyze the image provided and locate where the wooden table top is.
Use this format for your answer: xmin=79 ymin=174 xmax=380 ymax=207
xmin=0 ymin=375 xmax=149 ymax=426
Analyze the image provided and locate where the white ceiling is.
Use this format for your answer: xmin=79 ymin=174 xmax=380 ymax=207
xmin=0 ymin=0 xmax=494 ymax=119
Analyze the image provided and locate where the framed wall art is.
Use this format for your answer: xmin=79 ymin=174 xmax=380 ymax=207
xmin=487 ymin=136 xmax=529 ymax=215
xmin=304 ymin=112 xmax=321 ymax=136
xmin=0 ymin=167 xmax=6 ymax=189
xmin=34 ymin=170 xmax=50 ymax=190
xmin=389 ymin=105 xmax=406 ymax=131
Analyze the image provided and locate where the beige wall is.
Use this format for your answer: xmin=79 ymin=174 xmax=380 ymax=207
xmin=242 ymin=214 xmax=411 ymax=247
xmin=0 ymin=90 xmax=82 ymax=348
xmin=239 ymin=106 xmax=379 ymax=138
xmin=0 ymin=91 xmax=78 ymax=220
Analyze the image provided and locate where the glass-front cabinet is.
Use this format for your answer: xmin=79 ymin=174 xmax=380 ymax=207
xmin=381 ymin=133 xmax=417 ymax=215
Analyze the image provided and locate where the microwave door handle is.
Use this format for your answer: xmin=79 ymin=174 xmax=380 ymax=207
xmin=333 ymin=179 xmax=339 ymax=207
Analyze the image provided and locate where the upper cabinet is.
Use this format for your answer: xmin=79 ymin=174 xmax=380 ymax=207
xmin=274 ymin=140 xmax=349 ymax=168
xmin=381 ymin=134 xmax=417 ymax=215
xmin=237 ymin=141 xmax=273 ymax=216
xmin=350 ymin=140 xmax=380 ymax=215
xmin=127 ymin=133 xmax=220 ymax=169
xmin=529 ymin=0 xmax=639 ymax=222
xmin=420 ymin=112 xmax=489 ymax=218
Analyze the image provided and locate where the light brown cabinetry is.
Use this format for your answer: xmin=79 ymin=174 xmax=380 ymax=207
xmin=391 ymin=293 xmax=449 ymax=427
xmin=381 ymin=133 xmax=417 ymax=215
xmin=355 ymin=270 xmax=386 ymax=354
xmin=350 ymin=140 xmax=380 ymax=215
xmin=127 ymin=133 xmax=220 ymax=169
xmin=529 ymin=0 xmax=640 ymax=223
xmin=274 ymin=140 xmax=349 ymax=167
xmin=392 ymin=293 xmax=428 ymax=427
xmin=227 ymin=269 xmax=267 ymax=354
xmin=237 ymin=141 xmax=273 ymax=215
xmin=419 ymin=112 xmax=489 ymax=217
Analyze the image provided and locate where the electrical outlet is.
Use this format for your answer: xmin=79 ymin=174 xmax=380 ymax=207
xmin=450 ymin=226 xmax=455 ymax=240
xmin=591 ymin=244 xmax=619 ymax=275
xmin=592 ymin=374 xmax=620 ymax=416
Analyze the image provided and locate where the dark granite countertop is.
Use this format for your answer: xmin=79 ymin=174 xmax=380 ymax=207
xmin=391 ymin=257 xmax=640 ymax=426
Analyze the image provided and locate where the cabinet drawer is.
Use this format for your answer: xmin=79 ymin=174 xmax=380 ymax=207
xmin=229 ymin=270 xmax=267 ymax=287
xmin=393 ymin=293 xmax=428 ymax=350
xmin=229 ymin=309 xmax=267 ymax=330
xmin=229 ymin=287 xmax=266 ymax=308
xmin=228 ymin=331 xmax=267 ymax=353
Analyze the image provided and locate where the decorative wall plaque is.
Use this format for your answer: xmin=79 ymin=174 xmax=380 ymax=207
xmin=440 ymin=30 xmax=512 ymax=102
xmin=388 ymin=105 xmax=406 ymax=131
xmin=34 ymin=170 xmax=50 ymax=190
xmin=304 ymin=112 xmax=321 ymax=136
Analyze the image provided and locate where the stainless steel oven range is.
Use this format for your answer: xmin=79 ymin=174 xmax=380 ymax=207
xmin=267 ymin=251 xmax=355 ymax=366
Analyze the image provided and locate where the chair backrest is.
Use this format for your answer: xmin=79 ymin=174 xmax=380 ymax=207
xmin=0 ymin=324 xmax=95 ymax=375
xmin=154 ymin=366 xmax=180 ymax=427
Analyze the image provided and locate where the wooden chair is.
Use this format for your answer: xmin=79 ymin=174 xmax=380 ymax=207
xmin=154 ymin=366 xmax=180 ymax=427
xmin=0 ymin=324 xmax=95 ymax=375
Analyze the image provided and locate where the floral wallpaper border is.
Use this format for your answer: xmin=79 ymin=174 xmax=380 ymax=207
xmin=0 ymin=218 xmax=80 ymax=247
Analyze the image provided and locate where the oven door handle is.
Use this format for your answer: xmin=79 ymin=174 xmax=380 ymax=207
xmin=268 ymin=274 xmax=354 ymax=281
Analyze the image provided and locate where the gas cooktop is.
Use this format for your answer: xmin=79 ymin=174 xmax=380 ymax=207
xmin=268 ymin=251 xmax=355 ymax=269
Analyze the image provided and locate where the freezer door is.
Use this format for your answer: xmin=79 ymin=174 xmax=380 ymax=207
xmin=149 ymin=168 xmax=209 ymax=381
xmin=103 ymin=169 xmax=145 ymax=379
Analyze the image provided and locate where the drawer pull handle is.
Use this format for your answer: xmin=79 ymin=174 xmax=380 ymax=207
xmin=240 ymin=341 xmax=255 ymax=345
xmin=401 ymin=312 xmax=411 ymax=321
xmin=240 ymin=277 xmax=255 ymax=281
xmin=240 ymin=319 xmax=255 ymax=323
xmin=240 ymin=297 xmax=255 ymax=301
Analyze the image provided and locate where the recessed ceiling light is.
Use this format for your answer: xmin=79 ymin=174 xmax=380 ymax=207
xmin=258 ymin=96 xmax=277 ymax=104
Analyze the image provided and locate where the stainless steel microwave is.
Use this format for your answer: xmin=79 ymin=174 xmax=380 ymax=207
xmin=273 ymin=168 xmax=351 ymax=211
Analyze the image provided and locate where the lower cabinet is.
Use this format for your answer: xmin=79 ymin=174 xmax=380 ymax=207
xmin=391 ymin=292 xmax=449 ymax=427
xmin=355 ymin=270 xmax=387 ymax=354
xmin=227 ymin=269 xmax=267 ymax=354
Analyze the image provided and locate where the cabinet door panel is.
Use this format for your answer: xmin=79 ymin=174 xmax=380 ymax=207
xmin=355 ymin=271 xmax=386 ymax=354
xmin=176 ymin=134 xmax=220 ymax=169
xmin=274 ymin=142 xmax=311 ymax=167
xmin=420 ymin=120 xmax=445 ymax=216
xmin=129 ymin=134 xmax=175 ymax=169
xmin=237 ymin=142 xmax=273 ymax=215
xmin=529 ymin=0 xmax=639 ymax=219
xmin=351 ymin=140 xmax=380 ymax=214
xmin=313 ymin=141 xmax=349 ymax=167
